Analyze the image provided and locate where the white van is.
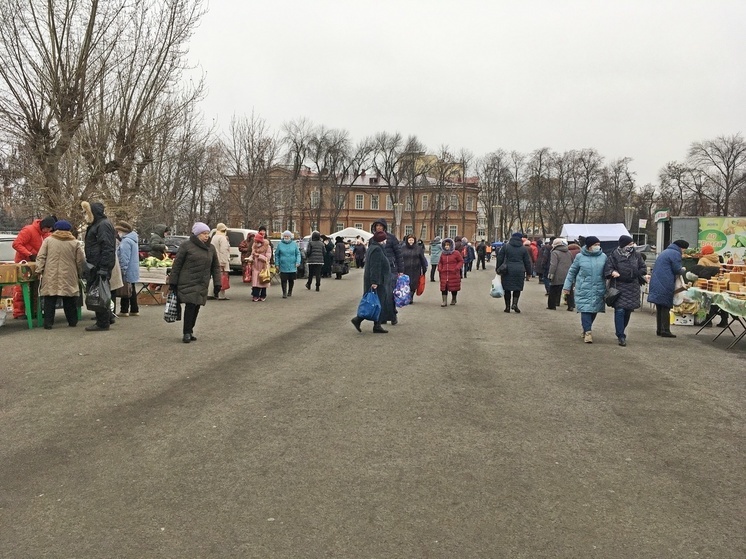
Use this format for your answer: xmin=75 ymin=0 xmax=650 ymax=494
xmin=226 ymin=228 xmax=258 ymax=271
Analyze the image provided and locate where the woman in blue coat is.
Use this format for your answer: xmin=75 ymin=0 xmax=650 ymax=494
xmin=647 ymin=239 xmax=688 ymax=338
xmin=563 ymin=236 xmax=607 ymax=343
xmin=275 ymin=230 xmax=302 ymax=298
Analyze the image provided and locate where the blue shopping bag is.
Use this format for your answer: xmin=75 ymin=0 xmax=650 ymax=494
xmin=357 ymin=289 xmax=381 ymax=321
xmin=394 ymin=274 xmax=411 ymax=308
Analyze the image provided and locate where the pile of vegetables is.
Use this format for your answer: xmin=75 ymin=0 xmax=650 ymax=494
xmin=140 ymin=256 xmax=173 ymax=268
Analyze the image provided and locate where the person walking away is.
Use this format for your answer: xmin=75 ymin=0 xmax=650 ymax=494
xmin=248 ymin=233 xmax=272 ymax=301
xmin=429 ymin=236 xmax=443 ymax=282
xmin=401 ymin=235 xmax=428 ymax=303
xmin=437 ymin=238 xmax=463 ymax=307
xmin=81 ymin=201 xmax=117 ymax=331
xmin=696 ymin=245 xmax=728 ymax=327
xmin=168 ymin=222 xmax=221 ymax=343
xmin=210 ymin=223 xmax=231 ymax=300
xmin=371 ymin=218 xmax=404 ymax=325
xmin=464 ymin=240 xmax=476 ymax=274
xmin=305 ymin=231 xmax=325 ymax=291
xmin=11 ymin=215 xmax=55 ymax=319
xmin=562 ymin=236 xmax=607 ymax=343
xmin=604 ymin=235 xmax=647 ymax=346
xmin=523 ymin=239 xmax=534 ymax=280
xmin=321 ymin=235 xmax=334 ymax=278
xmin=115 ymin=221 xmax=140 ymax=316
xmin=351 ymin=230 xmax=394 ymax=333
xmin=547 ymin=238 xmax=572 ymax=310
xmin=148 ymin=224 xmax=170 ymax=259
xmin=529 ymin=240 xmax=539 ymax=277
xmin=476 ymin=240 xmax=487 ymax=270
xmin=275 ymin=230 xmax=301 ymax=298
xmin=35 ymin=220 xmax=85 ymax=328
xmin=647 ymin=239 xmax=689 ymax=338
xmin=333 ymin=236 xmax=347 ymax=279
xmin=497 ymin=232 xmax=532 ymax=313
xmin=353 ymin=239 xmax=366 ymax=268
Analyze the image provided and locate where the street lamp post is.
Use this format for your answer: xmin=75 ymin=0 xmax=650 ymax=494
xmin=393 ymin=202 xmax=404 ymax=239
xmin=624 ymin=206 xmax=635 ymax=237
xmin=493 ymin=205 xmax=502 ymax=242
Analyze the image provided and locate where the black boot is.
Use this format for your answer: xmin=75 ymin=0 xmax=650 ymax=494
xmin=511 ymin=292 xmax=521 ymax=313
xmin=450 ymin=293 xmax=457 ymax=305
xmin=351 ymin=316 xmax=363 ymax=332
xmin=372 ymin=322 xmax=388 ymax=333
xmin=504 ymin=292 xmax=511 ymax=313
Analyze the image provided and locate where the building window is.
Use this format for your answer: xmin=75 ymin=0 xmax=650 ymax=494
xmin=336 ymin=193 xmax=346 ymax=208
xmin=421 ymin=195 xmax=428 ymax=211
xmin=404 ymin=225 xmax=414 ymax=237
xmin=449 ymin=225 xmax=458 ymax=238
xmin=449 ymin=195 xmax=458 ymax=210
xmin=438 ymin=196 xmax=446 ymax=210
xmin=466 ymin=196 xmax=474 ymax=211
xmin=405 ymin=196 xmax=413 ymax=212
xmin=371 ymin=194 xmax=379 ymax=210
xmin=436 ymin=225 xmax=445 ymax=238
xmin=369 ymin=177 xmax=378 ymax=185
xmin=336 ymin=222 xmax=344 ymax=231
xmin=477 ymin=228 xmax=486 ymax=238
xmin=272 ymin=220 xmax=281 ymax=233
xmin=311 ymin=222 xmax=318 ymax=232
xmin=354 ymin=222 xmax=363 ymax=230
xmin=311 ymin=191 xmax=320 ymax=208
xmin=420 ymin=224 xmax=427 ymax=239
xmin=386 ymin=195 xmax=393 ymax=211
xmin=355 ymin=194 xmax=364 ymax=210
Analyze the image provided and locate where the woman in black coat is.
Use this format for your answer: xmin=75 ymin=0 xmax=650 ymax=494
xmin=351 ymin=231 xmax=393 ymax=333
xmin=401 ymin=234 xmax=428 ymax=303
xmin=169 ymin=222 xmax=222 ymax=343
xmin=603 ymin=235 xmax=647 ymax=346
xmin=304 ymin=231 xmax=325 ymax=291
xmin=496 ymin=232 xmax=532 ymax=313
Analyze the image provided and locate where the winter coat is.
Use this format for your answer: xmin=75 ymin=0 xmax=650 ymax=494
xmin=334 ymin=240 xmax=347 ymax=262
xmin=462 ymin=244 xmax=476 ymax=263
xmin=604 ymin=247 xmax=646 ymax=310
xmin=548 ymin=245 xmax=573 ymax=286
xmin=536 ymin=243 xmax=550 ymax=272
xmin=496 ymin=237 xmax=532 ymax=292
xmin=363 ymin=241 xmax=394 ymax=323
xmin=697 ymin=253 xmax=720 ymax=268
xmin=210 ymin=231 xmax=231 ymax=272
xmin=476 ymin=241 xmax=487 ymax=257
xmin=82 ymin=201 xmax=117 ymax=278
xmin=563 ymin=247 xmax=608 ymax=313
xmin=305 ymin=233 xmax=326 ymax=265
xmin=275 ymin=238 xmax=301 ymax=273
xmin=430 ymin=238 xmax=443 ymax=265
xmin=353 ymin=243 xmax=366 ymax=261
xmin=118 ymin=231 xmax=140 ymax=284
xmin=36 ymin=231 xmax=86 ymax=297
xmin=438 ymin=238 xmax=464 ymax=292
xmin=238 ymin=234 xmax=255 ymax=263
xmin=371 ymin=218 xmax=404 ymax=273
xmin=169 ymin=234 xmax=221 ymax=305
xmin=149 ymin=224 xmax=169 ymax=259
xmin=567 ymin=243 xmax=581 ymax=261
xmin=322 ymin=240 xmax=334 ymax=275
xmin=12 ymin=219 xmax=49 ymax=262
xmin=401 ymin=242 xmax=428 ymax=294
xmin=647 ymin=243 xmax=685 ymax=307
xmin=249 ymin=239 xmax=272 ymax=288
xmin=529 ymin=242 xmax=539 ymax=263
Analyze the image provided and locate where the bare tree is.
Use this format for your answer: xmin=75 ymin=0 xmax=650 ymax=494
xmin=476 ymin=150 xmax=511 ymax=240
xmin=687 ymin=134 xmax=746 ymax=215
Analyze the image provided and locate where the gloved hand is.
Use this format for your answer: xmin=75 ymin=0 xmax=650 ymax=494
xmin=213 ymin=286 xmax=221 ymax=299
xmin=28 ymin=254 xmax=37 ymax=262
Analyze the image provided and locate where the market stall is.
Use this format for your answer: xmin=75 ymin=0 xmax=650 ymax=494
xmin=0 ymin=261 xmax=36 ymax=329
xmin=685 ymin=270 xmax=746 ymax=349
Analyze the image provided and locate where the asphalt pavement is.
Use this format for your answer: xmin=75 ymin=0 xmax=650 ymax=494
xmin=1 ymin=267 xmax=744 ymax=558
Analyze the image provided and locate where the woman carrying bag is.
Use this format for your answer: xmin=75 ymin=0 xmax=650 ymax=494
xmin=351 ymin=230 xmax=393 ymax=333
xmin=604 ymin=235 xmax=647 ymax=346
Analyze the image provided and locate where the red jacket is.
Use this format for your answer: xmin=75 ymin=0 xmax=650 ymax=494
xmin=438 ymin=249 xmax=464 ymax=292
xmin=529 ymin=241 xmax=539 ymax=262
xmin=13 ymin=219 xmax=48 ymax=262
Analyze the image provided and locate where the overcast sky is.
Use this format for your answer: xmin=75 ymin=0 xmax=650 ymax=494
xmin=187 ymin=0 xmax=746 ymax=187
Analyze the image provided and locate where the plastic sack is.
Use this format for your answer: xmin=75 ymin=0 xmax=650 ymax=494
xmin=394 ymin=274 xmax=411 ymax=308
xmin=0 ymin=308 xmax=6 ymax=327
xmin=85 ymin=276 xmax=111 ymax=313
xmin=415 ymin=274 xmax=426 ymax=296
xmin=163 ymin=291 xmax=181 ymax=323
xmin=357 ymin=289 xmax=381 ymax=321
xmin=672 ymin=275 xmax=686 ymax=306
xmin=490 ymin=274 xmax=504 ymax=298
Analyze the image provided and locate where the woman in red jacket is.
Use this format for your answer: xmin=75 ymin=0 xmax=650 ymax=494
xmin=437 ymin=238 xmax=463 ymax=307
xmin=11 ymin=215 xmax=55 ymax=318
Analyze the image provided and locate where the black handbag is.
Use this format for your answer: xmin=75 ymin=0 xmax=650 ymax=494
xmin=496 ymin=248 xmax=508 ymax=275
xmin=604 ymin=279 xmax=621 ymax=307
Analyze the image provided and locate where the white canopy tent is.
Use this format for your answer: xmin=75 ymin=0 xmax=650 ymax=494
xmin=328 ymin=227 xmax=373 ymax=242
xmin=560 ymin=223 xmax=631 ymax=242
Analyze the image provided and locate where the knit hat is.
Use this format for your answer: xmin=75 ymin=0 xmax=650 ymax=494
xmin=216 ymin=222 xmax=227 ymax=232
xmin=618 ymin=235 xmax=634 ymax=248
xmin=115 ymin=220 xmax=133 ymax=234
xmin=191 ymin=222 xmax=210 ymax=235
xmin=552 ymin=237 xmax=567 ymax=248
xmin=40 ymin=215 xmax=57 ymax=229
xmin=282 ymin=230 xmax=293 ymax=238
xmin=511 ymin=232 xmax=523 ymax=239
xmin=673 ymin=239 xmax=690 ymax=249
xmin=373 ymin=231 xmax=387 ymax=242
xmin=254 ymin=233 xmax=264 ymax=244
xmin=700 ymin=245 xmax=714 ymax=255
xmin=54 ymin=220 xmax=72 ymax=231
xmin=584 ymin=236 xmax=601 ymax=248
xmin=336 ymin=236 xmax=343 ymax=242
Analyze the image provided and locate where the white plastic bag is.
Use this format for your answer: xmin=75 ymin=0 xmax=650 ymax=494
xmin=490 ymin=274 xmax=504 ymax=298
xmin=0 ymin=308 xmax=6 ymax=327
xmin=672 ymin=275 xmax=686 ymax=306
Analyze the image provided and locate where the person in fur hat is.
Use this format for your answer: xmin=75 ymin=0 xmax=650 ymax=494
xmin=247 ymin=233 xmax=272 ymax=301
xmin=81 ymin=201 xmax=117 ymax=331
xmin=333 ymin=236 xmax=347 ymax=279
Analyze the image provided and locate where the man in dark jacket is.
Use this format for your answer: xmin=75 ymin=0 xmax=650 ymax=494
xmin=476 ymin=240 xmax=487 ymax=270
xmin=149 ymin=224 xmax=170 ymax=259
xmin=371 ymin=218 xmax=403 ymax=325
xmin=81 ymin=201 xmax=117 ymax=331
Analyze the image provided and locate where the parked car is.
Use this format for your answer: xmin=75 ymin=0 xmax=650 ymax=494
xmin=635 ymin=244 xmax=658 ymax=270
xmin=226 ymin=228 xmax=258 ymax=272
xmin=138 ymin=235 xmax=188 ymax=260
xmin=0 ymin=234 xmax=18 ymax=262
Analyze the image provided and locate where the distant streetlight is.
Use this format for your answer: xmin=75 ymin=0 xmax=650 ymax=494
xmin=623 ymin=206 xmax=635 ymax=231
xmin=393 ymin=202 xmax=404 ymax=238
xmin=493 ymin=205 xmax=502 ymax=241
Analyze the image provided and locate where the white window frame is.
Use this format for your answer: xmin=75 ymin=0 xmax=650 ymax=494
xmin=449 ymin=225 xmax=458 ymax=239
xmin=404 ymin=225 xmax=414 ymax=237
xmin=386 ymin=195 xmax=393 ymax=211
xmin=449 ymin=195 xmax=458 ymax=210
xmin=311 ymin=191 xmax=320 ymax=208
xmin=436 ymin=225 xmax=445 ymax=238
xmin=355 ymin=194 xmax=364 ymax=210
xmin=421 ymin=194 xmax=429 ymax=211
xmin=405 ymin=196 xmax=414 ymax=212
xmin=466 ymin=196 xmax=474 ymax=211
xmin=336 ymin=222 xmax=344 ymax=231
xmin=371 ymin=194 xmax=379 ymax=210
xmin=354 ymin=222 xmax=363 ymax=230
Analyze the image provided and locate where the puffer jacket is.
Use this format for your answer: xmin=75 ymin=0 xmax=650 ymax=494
xmin=82 ymin=201 xmax=117 ymax=277
xmin=548 ymin=245 xmax=573 ymax=286
xmin=430 ymin=238 xmax=443 ymax=265
xmin=438 ymin=238 xmax=463 ymax=292
xmin=647 ymin=243 xmax=685 ymax=307
xmin=169 ymin=234 xmax=221 ymax=305
xmin=275 ymin=238 xmax=301 ymax=273
xmin=334 ymin=240 xmax=347 ymax=262
xmin=118 ymin=230 xmax=140 ymax=284
xmin=496 ymin=237 xmax=532 ymax=292
xmin=604 ymin=247 xmax=647 ymax=310
xmin=305 ymin=232 xmax=326 ymax=264
xmin=12 ymin=219 xmax=48 ymax=262
xmin=36 ymin=231 xmax=86 ymax=297
xmin=149 ymin=224 xmax=169 ymax=259
xmin=210 ymin=231 xmax=231 ymax=272
xmin=563 ymin=246 xmax=607 ymax=313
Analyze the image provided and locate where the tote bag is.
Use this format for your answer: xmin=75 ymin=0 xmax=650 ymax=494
xmin=357 ymin=289 xmax=381 ymax=321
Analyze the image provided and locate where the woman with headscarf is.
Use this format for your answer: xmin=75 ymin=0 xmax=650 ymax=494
xmin=350 ymin=230 xmax=393 ymax=333
xmin=547 ymin=238 xmax=572 ymax=310
xmin=168 ymin=222 xmax=221 ymax=343
xmin=401 ymin=234 xmax=428 ymax=303
xmin=35 ymin=220 xmax=86 ymax=329
xmin=248 ymin=233 xmax=272 ymax=301
xmin=604 ymin=235 xmax=647 ymax=346
xmin=275 ymin=230 xmax=301 ymax=298
xmin=210 ymin=223 xmax=231 ymax=300
xmin=562 ymin=236 xmax=607 ymax=343
xmin=437 ymin=238 xmax=463 ymax=307
xmin=496 ymin=232 xmax=532 ymax=313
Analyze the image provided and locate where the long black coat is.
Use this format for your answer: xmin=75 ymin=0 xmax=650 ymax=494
xmin=604 ymin=247 xmax=647 ymax=310
xmin=169 ymin=235 xmax=221 ymax=305
xmin=496 ymin=237 xmax=532 ymax=292
xmin=83 ymin=202 xmax=117 ymax=277
xmin=401 ymin=242 xmax=428 ymax=294
xmin=363 ymin=241 xmax=394 ymax=323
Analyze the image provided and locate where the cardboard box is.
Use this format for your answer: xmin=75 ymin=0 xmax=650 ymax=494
xmin=673 ymin=313 xmax=695 ymax=326
xmin=0 ymin=263 xmax=18 ymax=283
xmin=136 ymin=283 xmax=170 ymax=305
